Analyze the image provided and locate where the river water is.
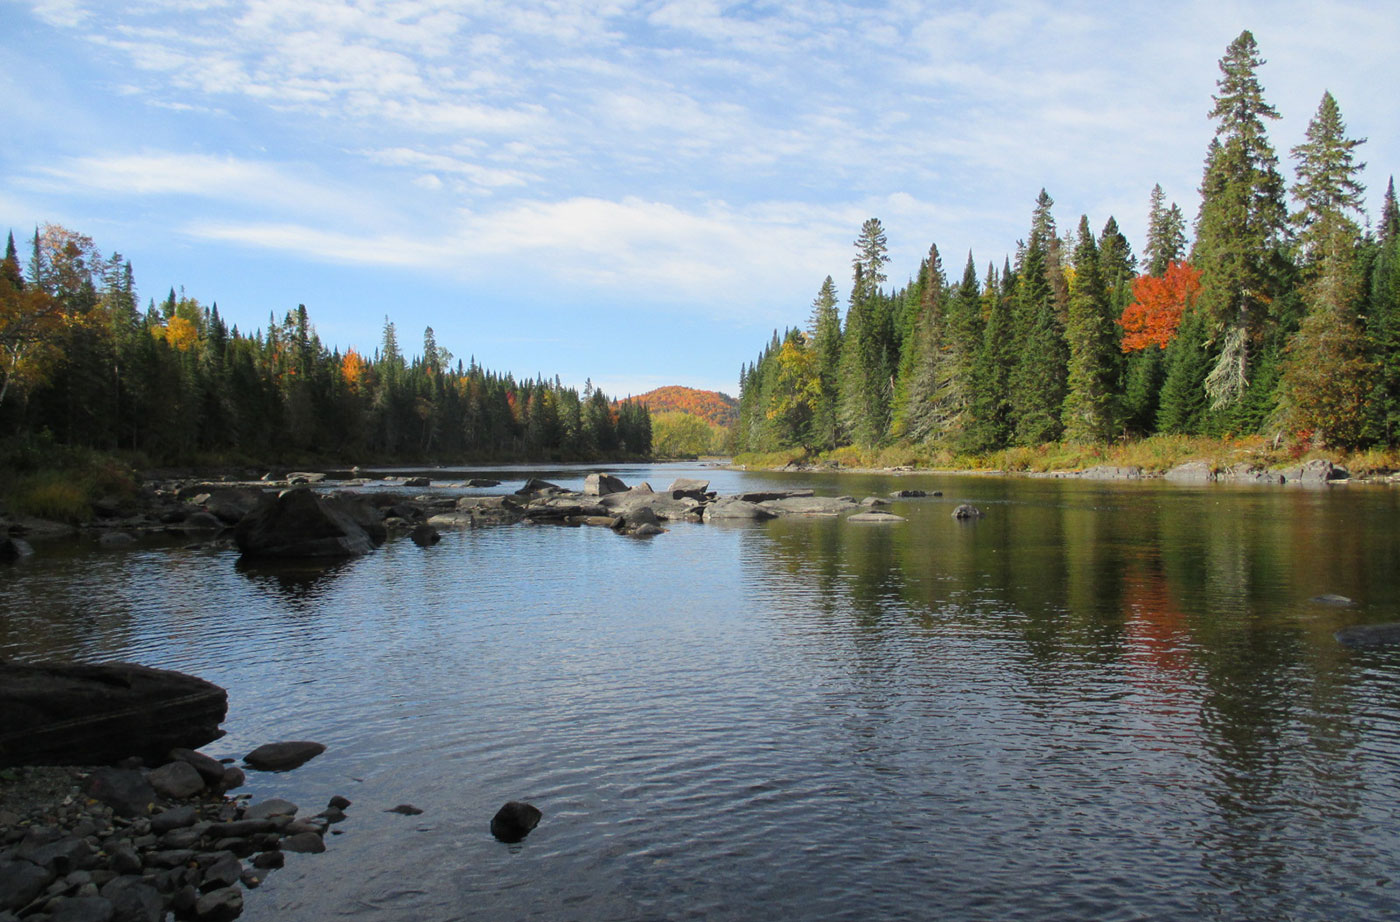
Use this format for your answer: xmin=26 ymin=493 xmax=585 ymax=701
xmin=4 ymin=463 xmax=1400 ymax=921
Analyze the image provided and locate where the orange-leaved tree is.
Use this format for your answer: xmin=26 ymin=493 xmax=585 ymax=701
xmin=1117 ymin=261 xmax=1202 ymax=352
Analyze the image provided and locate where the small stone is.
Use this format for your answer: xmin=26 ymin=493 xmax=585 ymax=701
xmin=211 ymin=838 xmax=255 ymax=859
xmin=169 ymin=884 xmax=198 ymax=916
xmin=217 ymin=767 xmax=245 ymax=793
xmin=489 ymin=801 xmax=541 ymax=843
xmin=317 ymin=806 xmax=346 ymax=824
xmin=410 ymin=524 xmax=441 ymax=546
xmin=98 ymin=876 xmax=162 ymax=922
xmin=0 ymin=859 xmax=53 ymax=912
xmin=194 ymin=886 xmax=242 ymax=922
xmin=151 ymin=805 xmax=198 ymax=835
xmin=47 ymin=896 xmax=114 ymax=922
xmin=243 ymin=741 xmax=325 ymax=772
xmin=169 ymin=749 xmax=227 ymax=788
xmin=250 ymin=851 xmax=284 ymax=870
xmin=148 ymin=762 xmax=204 ymax=800
xmin=108 ymin=845 xmax=142 ymax=876
xmin=83 ymin=770 xmax=155 ymax=819
xmin=243 ymin=799 xmax=297 ymax=821
xmin=143 ymin=849 xmax=196 ymax=869
xmin=279 ymin=833 xmax=325 ymax=854
xmin=385 ymin=804 xmax=423 ymax=815
xmin=240 ymin=870 xmax=262 ymax=889
xmin=197 ymin=854 xmax=243 ymax=893
xmin=327 ymin=795 xmax=351 ymax=810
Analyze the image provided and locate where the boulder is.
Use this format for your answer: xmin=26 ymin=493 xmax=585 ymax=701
xmin=889 ymin=489 xmax=927 ymax=498
xmin=410 ymin=524 xmax=441 ymax=546
xmin=99 ymin=877 xmax=162 ymax=922
xmin=1219 ymin=463 xmax=1284 ymax=485
xmin=148 ymin=761 xmax=204 ymax=799
xmin=202 ymin=488 xmax=266 ymax=525
xmin=169 ymin=748 xmax=226 ymax=788
xmin=402 ymin=477 xmax=431 ymax=488
xmin=1078 ymin=465 xmax=1144 ymax=480
xmin=1280 ymin=459 xmax=1348 ymax=485
xmin=667 ymin=478 xmax=710 ymax=499
xmin=583 ymin=473 xmax=628 ymax=496
xmin=0 ymin=534 xmax=36 ymax=560
xmin=847 ymin=511 xmax=905 ymax=523
xmin=515 ymin=478 xmax=564 ymax=496
xmin=1336 ymin=623 xmax=1400 ymax=648
xmin=176 ymin=512 xmax=225 ymax=532
xmin=1164 ymin=461 xmax=1216 ymax=484
xmin=466 ymin=478 xmax=500 ymax=488
xmin=951 ymin=504 xmax=983 ymax=519
xmin=623 ymin=507 xmax=661 ymax=530
xmin=83 ymin=768 xmax=156 ymax=818
xmin=0 ymin=859 xmax=52 ymax=912
xmin=490 ymin=801 xmax=542 ymax=843
xmin=193 ymin=886 xmax=242 ymax=922
xmin=598 ymin=488 xmax=699 ymax=521
xmin=47 ymin=897 xmax=113 ymax=922
xmin=243 ymin=741 xmax=325 ymax=772
xmin=233 ymin=489 xmax=375 ymax=558
xmin=702 ymin=500 xmax=776 ymax=522
xmin=859 ymin=496 xmax=890 ymax=506
xmin=758 ymin=495 xmax=860 ymax=517
xmin=736 ymin=489 xmax=814 ymax=503
xmin=285 ymin=472 xmax=327 ymax=485
xmin=426 ymin=512 xmax=476 ymax=529
xmin=0 ymin=662 xmax=226 ymax=768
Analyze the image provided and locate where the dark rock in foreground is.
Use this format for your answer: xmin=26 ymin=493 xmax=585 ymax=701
xmin=1336 ymin=623 xmax=1400 ymax=648
xmin=243 ymin=741 xmax=326 ymax=772
xmin=490 ymin=801 xmax=541 ymax=843
xmin=234 ymin=488 xmax=378 ymax=559
xmin=0 ymin=662 xmax=227 ymax=768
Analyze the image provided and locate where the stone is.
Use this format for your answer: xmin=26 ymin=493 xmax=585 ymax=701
xmin=169 ymin=749 xmax=226 ymax=788
xmin=735 ymin=489 xmax=814 ymax=503
xmin=847 ymin=511 xmax=906 ymax=523
xmin=206 ymin=820 xmax=277 ymax=838
xmin=515 ymin=478 xmax=564 ymax=496
xmin=98 ymin=876 xmax=162 ymax=922
xmin=243 ymin=799 xmax=297 ymax=820
xmin=197 ymin=854 xmax=243 ymax=892
xmin=279 ymin=833 xmax=325 ymax=854
xmin=177 ymin=512 xmax=225 ymax=532
xmin=250 ymin=851 xmax=283 ymax=870
xmin=1310 ymin=593 xmax=1355 ymax=606
xmin=108 ymin=845 xmax=142 ymax=876
xmin=193 ymin=886 xmax=242 ymax=922
xmin=1280 ymin=458 xmax=1348 ymax=485
xmin=0 ymin=662 xmax=227 ymax=768
xmin=386 ymin=804 xmax=423 ymax=815
xmin=98 ymin=533 xmax=136 ymax=547
xmin=243 ymin=741 xmax=325 ymax=772
xmin=1078 ymin=465 xmax=1144 ymax=480
xmin=217 ymin=767 xmax=245 ymax=793
xmin=489 ymin=801 xmax=541 ymax=843
xmin=402 ymin=477 xmax=431 ymax=488
xmin=148 ymin=761 xmax=204 ymax=800
xmin=0 ymin=535 xmax=36 ymax=560
xmin=889 ymin=489 xmax=927 ymax=498
xmin=466 ymin=478 xmax=500 ymax=487
xmin=17 ymin=833 xmax=94 ymax=874
xmin=151 ymin=806 xmax=198 ymax=835
xmin=666 ymin=478 xmax=710 ymax=499
xmin=1163 ymin=461 xmax=1216 ymax=484
xmin=1336 ymin=623 xmax=1400 ymax=648
xmin=0 ymin=859 xmax=52 ymax=911
xmin=48 ymin=897 xmax=114 ymax=922
xmin=631 ymin=524 xmax=663 ymax=537
xmin=233 ymin=488 xmax=375 ymax=558
xmin=327 ymin=795 xmax=352 ymax=810
xmin=83 ymin=770 xmax=156 ymax=819
xmin=952 ymin=504 xmax=983 ymax=519
xmin=583 ymin=473 xmax=628 ymax=496
xmin=203 ymin=488 xmax=267 ymax=525
xmin=701 ymin=500 xmax=776 ymax=522
xmin=410 ymin=524 xmax=440 ymax=546
xmin=859 ymin=497 xmax=889 ymax=506
xmin=758 ymin=496 xmax=860 ymax=517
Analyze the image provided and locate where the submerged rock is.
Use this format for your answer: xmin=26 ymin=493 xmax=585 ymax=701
xmin=243 ymin=741 xmax=325 ymax=772
xmin=847 ymin=511 xmax=905 ymax=523
xmin=1336 ymin=623 xmax=1400 ymax=648
xmin=951 ymin=504 xmax=983 ymax=519
xmin=490 ymin=801 xmax=541 ymax=843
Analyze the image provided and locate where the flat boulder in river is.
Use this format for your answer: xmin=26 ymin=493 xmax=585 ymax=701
xmin=244 ymin=741 xmax=327 ymax=771
xmin=0 ymin=661 xmax=227 ymax=767
xmin=234 ymin=488 xmax=377 ymax=558
xmin=1335 ymin=623 xmax=1400 ymax=648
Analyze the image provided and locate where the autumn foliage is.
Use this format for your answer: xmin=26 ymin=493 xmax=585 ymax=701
xmin=1118 ymin=261 xmax=1202 ymax=351
xmin=629 ymin=385 xmax=739 ymax=428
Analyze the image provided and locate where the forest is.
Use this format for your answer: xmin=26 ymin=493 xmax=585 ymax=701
xmin=0 ymin=227 xmax=651 ymax=465
xmin=735 ymin=32 xmax=1400 ymax=460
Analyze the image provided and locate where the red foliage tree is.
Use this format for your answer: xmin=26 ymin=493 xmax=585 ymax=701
xmin=1118 ymin=261 xmax=1203 ymax=352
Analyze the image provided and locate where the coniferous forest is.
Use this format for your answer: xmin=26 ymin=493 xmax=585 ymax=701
xmin=736 ymin=32 xmax=1400 ymax=459
xmin=0 ymin=226 xmax=651 ymax=465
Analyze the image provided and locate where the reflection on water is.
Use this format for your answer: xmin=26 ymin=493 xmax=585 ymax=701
xmin=3 ymin=463 xmax=1400 ymax=921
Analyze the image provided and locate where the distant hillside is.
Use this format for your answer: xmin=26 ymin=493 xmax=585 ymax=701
xmin=628 ymin=386 xmax=739 ymax=428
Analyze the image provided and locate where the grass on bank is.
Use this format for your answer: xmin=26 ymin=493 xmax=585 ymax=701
xmin=733 ymin=435 xmax=1400 ymax=478
xmin=1 ymin=440 xmax=142 ymax=523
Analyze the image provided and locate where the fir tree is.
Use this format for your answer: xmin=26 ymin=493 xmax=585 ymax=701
xmin=1063 ymin=216 xmax=1122 ymax=442
xmin=807 ymin=276 xmax=842 ymax=451
xmin=1142 ymin=184 xmax=1188 ymax=276
xmin=838 ymin=220 xmax=894 ymax=448
xmin=962 ymin=261 xmax=1014 ymax=453
xmin=1011 ymin=201 xmax=1068 ymax=445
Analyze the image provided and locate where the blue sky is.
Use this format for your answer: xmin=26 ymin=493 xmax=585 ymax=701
xmin=3 ymin=1 xmax=1397 ymax=399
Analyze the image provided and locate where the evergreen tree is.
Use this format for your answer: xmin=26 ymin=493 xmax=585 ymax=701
xmin=1011 ymin=197 xmax=1068 ymax=445
xmin=838 ymin=219 xmax=894 ymax=448
xmin=963 ymin=261 xmax=1014 ymax=452
xmin=1142 ymin=184 xmax=1188 ymax=276
xmin=1157 ymin=307 xmax=1213 ymax=434
xmin=1366 ymin=180 xmax=1400 ymax=443
xmin=1063 ymin=216 xmax=1122 ymax=441
xmin=1192 ymin=30 xmax=1289 ymax=414
xmin=807 ymin=276 xmax=842 ymax=451
xmin=889 ymin=243 xmax=949 ymax=442
xmin=1281 ymin=91 xmax=1370 ymax=447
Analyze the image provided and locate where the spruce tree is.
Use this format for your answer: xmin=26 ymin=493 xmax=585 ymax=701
xmin=889 ymin=243 xmax=949 ymax=442
xmin=962 ymin=261 xmax=1014 ymax=452
xmin=1063 ymin=216 xmax=1122 ymax=442
xmin=1011 ymin=198 xmax=1068 ymax=445
xmin=838 ymin=220 xmax=894 ymax=448
xmin=1281 ymin=91 xmax=1369 ymax=447
xmin=1366 ymin=178 xmax=1400 ymax=443
xmin=1143 ymin=184 xmax=1188 ymax=277
xmin=807 ymin=276 xmax=842 ymax=451
xmin=1192 ymin=30 xmax=1289 ymax=413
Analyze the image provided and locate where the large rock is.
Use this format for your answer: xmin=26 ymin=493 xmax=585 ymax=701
xmin=0 ymin=662 xmax=226 ymax=767
xmin=952 ymin=504 xmax=983 ymax=519
xmin=233 ymin=489 xmax=376 ymax=558
xmin=599 ymin=488 xmax=700 ymax=521
xmin=0 ymin=534 xmax=35 ymax=560
xmin=202 ymin=488 xmax=266 ymax=525
xmin=758 ymin=495 xmax=860 ymax=517
xmin=1336 ymin=623 xmax=1400 ymax=648
xmin=243 ymin=741 xmax=325 ymax=772
xmin=490 ymin=801 xmax=541 ymax=843
xmin=0 ymin=859 xmax=53 ymax=912
xmin=736 ymin=489 xmax=814 ymax=503
xmin=148 ymin=761 xmax=205 ymax=799
xmin=667 ymin=478 xmax=710 ymax=499
xmin=583 ymin=473 xmax=628 ymax=496
xmin=702 ymin=500 xmax=776 ymax=522
xmin=1281 ymin=459 xmax=1348 ymax=485
xmin=83 ymin=768 xmax=157 ymax=818
xmin=1164 ymin=461 xmax=1215 ymax=484
xmin=847 ymin=511 xmax=906 ymax=523
xmin=515 ymin=478 xmax=564 ymax=496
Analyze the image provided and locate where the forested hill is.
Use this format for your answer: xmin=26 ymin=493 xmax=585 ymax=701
xmin=630 ymin=386 xmax=739 ymax=427
xmin=737 ymin=30 xmax=1400 ymax=458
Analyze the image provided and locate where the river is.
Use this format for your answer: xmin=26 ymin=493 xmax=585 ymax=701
xmin=3 ymin=462 xmax=1399 ymax=921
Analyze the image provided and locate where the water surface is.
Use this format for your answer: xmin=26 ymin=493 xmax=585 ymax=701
xmin=3 ymin=464 xmax=1399 ymax=921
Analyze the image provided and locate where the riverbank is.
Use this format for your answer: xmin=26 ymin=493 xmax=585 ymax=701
xmin=731 ymin=434 xmax=1400 ymax=484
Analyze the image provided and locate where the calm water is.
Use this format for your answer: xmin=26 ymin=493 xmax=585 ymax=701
xmin=4 ymin=463 xmax=1400 ymax=921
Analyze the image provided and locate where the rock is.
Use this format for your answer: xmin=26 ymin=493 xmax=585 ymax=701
xmin=169 ymin=749 xmax=226 ymax=788
xmin=583 ymin=473 xmax=628 ymax=496
xmin=217 ymin=767 xmax=244 ymax=793
xmin=0 ymin=660 xmax=227 ymax=768
xmin=176 ymin=512 xmax=225 ymax=532
xmin=243 ymin=799 xmax=297 ymax=820
xmin=702 ymin=500 xmax=776 ymax=522
xmin=859 ymin=496 xmax=889 ymax=506
xmin=198 ymin=854 xmax=243 ymax=893
xmin=666 ymin=478 xmax=710 ymax=499
xmin=847 ymin=511 xmax=906 ymax=523
xmin=0 ymin=859 xmax=53 ymax=911
xmin=17 ymin=833 xmax=93 ymax=874
xmin=1280 ymin=459 xmax=1348 ymax=485
xmin=327 ymin=795 xmax=352 ymax=810
xmin=205 ymin=820 xmax=277 ymax=838
xmin=402 ymin=477 xmax=431 ymax=488
xmin=150 ymin=806 xmax=198 ymax=835
xmin=84 ymin=769 xmax=157 ymax=819
xmin=98 ymin=533 xmax=136 ymax=547
xmin=758 ymin=496 xmax=860 ymax=517
xmin=889 ymin=489 xmax=927 ymax=498
xmin=148 ymin=761 xmax=204 ymax=800
xmin=1079 ymin=465 xmax=1144 ymax=480
xmin=623 ymin=506 xmax=661 ymax=529
xmin=193 ymin=886 xmax=242 ymax=922
xmin=279 ymin=833 xmax=325 ymax=854
xmin=1310 ymin=593 xmax=1355 ymax=606
xmin=425 ymin=512 xmax=476 ymax=529
xmin=233 ymin=488 xmax=376 ymax=558
xmin=250 ymin=851 xmax=283 ymax=870
xmin=243 ymin=741 xmax=325 ymax=772
xmin=1164 ymin=461 xmax=1216 ymax=484
xmin=386 ymin=804 xmax=423 ymax=815
xmin=736 ymin=489 xmax=814 ymax=503
xmin=515 ymin=478 xmax=564 ymax=496
xmin=489 ymin=801 xmax=541 ymax=843
xmin=202 ymin=488 xmax=267 ymax=525
xmin=631 ymin=523 xmax=664 ymax=537
xmin=1219 ymin=463 xmax=1283 ymax=484
xmin=1336 ymin=623 xmax=1400 ymax=648
xmin=951 ymin=504 xmax=983 ymax=519
xmin=0 ymin=535 xmax=36 ymax=560
xmin=598 ymin=489 xmax=699 ymax=521
xmin=409 ymin=524 xmax=441 ymax=546
xmin=466 ymin=478 xmax=500 ymax=488
xmin=285 ymin=472 xmax=327 ymax=485
xmin=48 ymin=897 xmax=114 ymax=922
xmin=98 ymin=876 xmax=162 ymax=922
xmin=108 ymin=845 xmax=142 ymax=876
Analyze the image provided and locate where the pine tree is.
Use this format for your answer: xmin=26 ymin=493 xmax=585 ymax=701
xmin=1281 ymin=91 xmax=1370 ymax=447
xmin=807 ymin=276 xmax=842 ymax=451
xmin=1063 ymin=216 xmax=1122 ymax=441
xmin=1192 ymin=30 xmax=1289 ymax=414
xmin=838 ymin=219 xmax=894 ymax=448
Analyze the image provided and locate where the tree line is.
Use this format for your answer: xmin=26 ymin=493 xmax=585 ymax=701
xmin=0 ymin=226 xmax=650 ymax=463
xmin=737 ymin=31 xmax=1400 ymax=457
